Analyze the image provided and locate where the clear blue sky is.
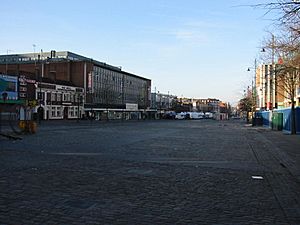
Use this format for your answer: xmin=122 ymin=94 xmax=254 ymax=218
xmin=1 ymin=0 xmax=274 ymax=104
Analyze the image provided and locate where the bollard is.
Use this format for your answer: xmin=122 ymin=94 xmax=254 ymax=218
xmin=29 ymin=121 xmax=37 ymax=134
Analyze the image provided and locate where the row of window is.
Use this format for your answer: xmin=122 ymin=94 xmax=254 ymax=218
xmin=92 ymin=66 xmax=148 ymax=105
xmin=0 ymin=55 xmax=67 ymax=63
xmin=49 ymin=106 xmax=81 ymax=118
xmin=38 ymin=91 xmax=83 ymax=103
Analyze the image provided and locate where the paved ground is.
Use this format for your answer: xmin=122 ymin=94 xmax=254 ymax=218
xmin=0 ymin=119 xmax=300 ymax=225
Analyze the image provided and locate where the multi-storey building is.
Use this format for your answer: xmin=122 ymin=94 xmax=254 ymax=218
xmin=0 ymin=73 xmax=84 ymax=120
xmin=0 ymin=51 xmax=151 ymax=120
xmin=172 ymin=97 xmax=221 ymax=113
xmin=196 ymin=98 xmax=220 ymax=113
xmin=255 ymin=63 xmax=297 ymax=110
xmin=35 ymin=81 xmax=84 ymax=120
xmin=150 ymin=92 xmax=177 ymax=111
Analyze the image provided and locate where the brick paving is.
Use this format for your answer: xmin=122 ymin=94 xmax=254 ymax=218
xmin=0 ymin=119 xmax=300 ymax=224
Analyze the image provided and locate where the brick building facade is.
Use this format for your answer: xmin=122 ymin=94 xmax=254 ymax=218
xmin=0 ymin=51 xmax=151 ymax=120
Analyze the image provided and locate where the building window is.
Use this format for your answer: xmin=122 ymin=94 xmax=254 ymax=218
xmin=57 ymin=93 xmax=62 ymax=102
xmin=63 ymin=93 xmax=70 ymax=102
xmin=51 ymin=107 xmax=56 ymax=117
xmin=69 ymin=107 xmax=74 ymax=117
xmin=51 ymin=93 xmax=56 ymax=101
xmin=38 ymin=92 xmax=44 ymax=100
xmin=70 ymin=94 xmax=74 ymax=103
xmin=57 ymin=107 xmax=62 ymax=117
xmin=47 ymin=93 xmax=51 ymax=101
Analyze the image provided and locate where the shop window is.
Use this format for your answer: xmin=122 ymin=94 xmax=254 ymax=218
xmin=47 ymin=93 xmax=51 ymax=101
xmin=70 ymin=107 xmax=74 ymax=117
xmin=38 ymin=92 xmax=44 ymax=100
xmin=51 ymin=107 xmax=56 ymax=117
xmin=57 ymin=107 xmax=62 ymax=117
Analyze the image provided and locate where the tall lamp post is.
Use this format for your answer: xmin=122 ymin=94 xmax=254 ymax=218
xmin=0 ymin=92 xmax=8 ymax=134
xmin=77 ymin=94 xmax=82 ymax=122
xmin=247 ymin=58 xmax=257 ymax=122
xmin=5 ymin=49 xmax=13 ymax=74
xmin=37 ymin=52 xmax=43 ymax=124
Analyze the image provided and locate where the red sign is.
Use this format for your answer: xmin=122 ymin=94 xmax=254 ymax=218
xmin=267 ymin=102 xmax=272 ymax=109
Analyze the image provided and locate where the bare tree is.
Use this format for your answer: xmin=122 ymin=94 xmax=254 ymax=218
xmin=238 ymin=88 xmax=254 ymax=123
xmin=256 ymin=1 xmax=300 ymax=134
xmin=256 ymin=1 xmax=300 ymax=27
xmin=263 ymin=31 xmax=300 ymax=134
xmin=276 ymin=37 xmax=300 ymax=134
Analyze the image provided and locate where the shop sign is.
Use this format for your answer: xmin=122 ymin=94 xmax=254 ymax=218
xmin=0 ymin=74 xmax=18 ymax=100
xmin=126 ymin=103 xmax=138 ymax=111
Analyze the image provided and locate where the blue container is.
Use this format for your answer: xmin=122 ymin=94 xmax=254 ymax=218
xmin=261 ymin=111 xmax=271 ymax=128
xmin=274 ymin=107 xmax=300 ymax=134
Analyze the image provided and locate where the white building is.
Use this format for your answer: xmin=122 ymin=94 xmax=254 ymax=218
xmin=35 ymin=82 xmax=84 ymax=120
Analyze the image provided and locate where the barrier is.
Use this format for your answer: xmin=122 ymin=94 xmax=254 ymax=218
xmin=274 ymin=107 xmax=300 ymax=134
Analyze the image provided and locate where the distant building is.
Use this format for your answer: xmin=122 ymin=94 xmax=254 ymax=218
xmin=195 ymin=98 xmax=220 ymax=113
xmin=171 ymin=97 xmax=223 ymax=114
xmin=174 ymin=97 xmax=193 ymax=112
xmin=150 ymin=92 xmax=177 ymax=111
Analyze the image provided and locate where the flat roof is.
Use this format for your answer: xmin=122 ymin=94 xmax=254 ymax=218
xmin=0 ymin=51 xmax=151 ymax=81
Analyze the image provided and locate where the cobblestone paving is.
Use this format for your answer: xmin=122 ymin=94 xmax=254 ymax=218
xmin=0 ymin=120 xmax=300 ymax=224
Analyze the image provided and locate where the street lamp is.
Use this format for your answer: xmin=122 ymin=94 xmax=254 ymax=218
xmin=247 ymin=59 xmax=257 ymax=122
xmin=0 ymin=92 xmax=8 ymax=134
xmin=5 ymin=49 xmax=13 ymax=74
xmin=77 ymin=94 xmax=82 ymax=122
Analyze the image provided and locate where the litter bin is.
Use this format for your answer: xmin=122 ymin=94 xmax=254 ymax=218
xmin=252 ymin=117 xmax=263 ymax=126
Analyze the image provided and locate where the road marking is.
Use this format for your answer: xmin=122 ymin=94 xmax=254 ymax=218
xmin=252 ymin=175 xmax=264 ymax=179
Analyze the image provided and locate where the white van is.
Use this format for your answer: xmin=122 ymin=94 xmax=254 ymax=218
xmin=190 ymin=112 xmax=204 ymax=119
xmin=205 ymin=112 xmax=213 ymax=119
xmin=175 ymin=112 xmax=186 ymax=120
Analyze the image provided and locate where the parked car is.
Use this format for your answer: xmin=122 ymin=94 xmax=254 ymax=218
xmin=163 ymin=111 xmax=176 ymax=119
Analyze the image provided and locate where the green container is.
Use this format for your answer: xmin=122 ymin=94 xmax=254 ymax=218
xmin=272 ymin=112 xmax=283 ymax=131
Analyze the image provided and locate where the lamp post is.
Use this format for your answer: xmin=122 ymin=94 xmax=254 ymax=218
xmin=36 ymin=52 xmax=43 ymax=124
xmin=0 ymin=92 xmax=8 ymax=134
xmin=271 ymin=34 xmax=276 ymax=109
xmin=247 ymin=58 xmax=257 ymax=122
xmin=77 ymin=94 xmax=82 ymax=122
xmin=5 ymin=49 xmax=13 ymax=74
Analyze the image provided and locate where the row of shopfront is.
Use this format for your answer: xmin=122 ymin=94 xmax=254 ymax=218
xmin=0 ymin=51 xmax=154 ymax=122
xmin=1 ymin=74 xmax=156 ymax=121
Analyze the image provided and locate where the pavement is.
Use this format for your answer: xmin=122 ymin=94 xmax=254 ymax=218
xmin=0 ymin=119 xmax=300 ymax=225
